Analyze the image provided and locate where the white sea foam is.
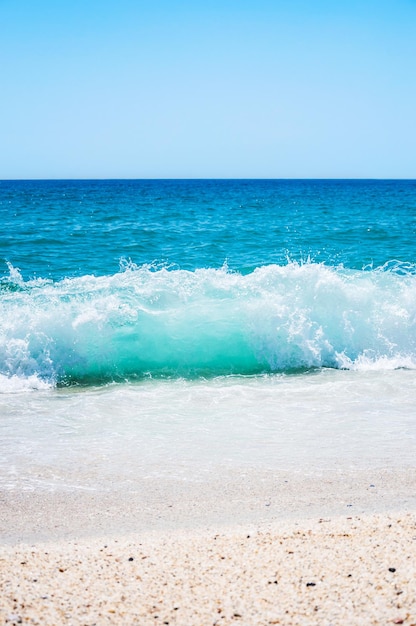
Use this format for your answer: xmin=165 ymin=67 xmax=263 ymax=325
xmin=1 ymin=261 xmax=416 ymax=385
xmin=0 ymin=373 xmax=52 ymax=393
xmin=0 ymin=369 xmax=415 ymax=491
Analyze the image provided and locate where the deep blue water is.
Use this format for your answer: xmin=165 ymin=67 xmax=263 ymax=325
xmin=1 ymin=179 xmax=416 ymax=279
xmin=1 ymin=179 xmax=416 ymax=387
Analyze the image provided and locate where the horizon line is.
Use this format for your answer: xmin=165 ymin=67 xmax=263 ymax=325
xmin=1 ymin=177 xmax=415 ymax=182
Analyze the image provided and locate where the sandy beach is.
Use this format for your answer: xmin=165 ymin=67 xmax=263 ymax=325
xmin=1 ymin=468 xmax=416 ymax=625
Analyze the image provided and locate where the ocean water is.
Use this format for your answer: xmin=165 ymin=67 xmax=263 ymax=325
xmin=1 ymin=179 xmax=416 ymax=492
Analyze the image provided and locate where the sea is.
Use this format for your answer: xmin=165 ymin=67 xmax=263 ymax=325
xmin=1 ymin=179 xmax=416 ymax=493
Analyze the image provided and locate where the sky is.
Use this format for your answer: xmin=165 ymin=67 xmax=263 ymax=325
xmin=1 ymin=0 xmax=415 ymax=179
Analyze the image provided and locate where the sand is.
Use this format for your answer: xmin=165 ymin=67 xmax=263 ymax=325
xmin=1 ymin=468 xmax=416 ymax=625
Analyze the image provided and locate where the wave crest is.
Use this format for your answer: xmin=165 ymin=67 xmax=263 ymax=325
xmin=1 ymin=261 xmax=416 ymax=388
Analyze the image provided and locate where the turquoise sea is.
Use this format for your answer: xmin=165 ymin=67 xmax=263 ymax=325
xmin=1 ymin=179 xmax=416 ymax=491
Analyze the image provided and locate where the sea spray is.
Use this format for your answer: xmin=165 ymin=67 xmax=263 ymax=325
xmin=1 ymin=261 xmax=416 ymax=389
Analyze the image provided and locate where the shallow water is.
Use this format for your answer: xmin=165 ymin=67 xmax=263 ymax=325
xmin=1 ymin=369 xmax=415 ymax=492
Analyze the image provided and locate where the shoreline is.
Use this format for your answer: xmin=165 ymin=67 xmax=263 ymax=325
xmin=2 ymin=466 xmax=416 ymax=544
xmin=1 ymin=467 xmax=416 ymax=624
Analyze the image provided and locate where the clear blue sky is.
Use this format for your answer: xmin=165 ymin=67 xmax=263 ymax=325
xmin=1 ymin=0 xmax=415 ymax=179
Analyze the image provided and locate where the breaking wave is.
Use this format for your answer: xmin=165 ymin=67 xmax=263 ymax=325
xmin=1 ymin=261 xmax=416 ymax=390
